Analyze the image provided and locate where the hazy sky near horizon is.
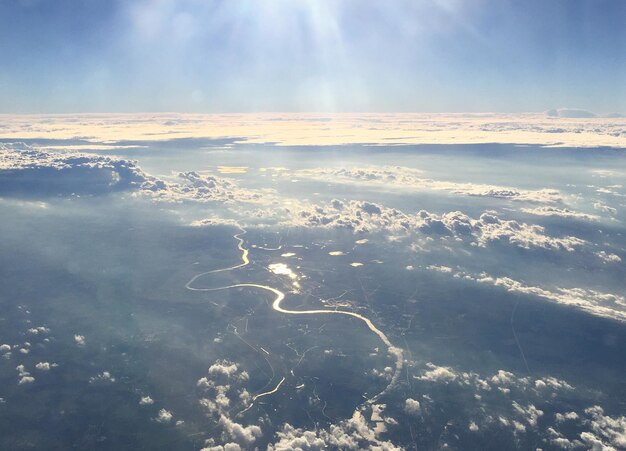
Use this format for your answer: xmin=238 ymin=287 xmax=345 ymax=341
xmin=0 ymin=0 xmax=624 ymax=113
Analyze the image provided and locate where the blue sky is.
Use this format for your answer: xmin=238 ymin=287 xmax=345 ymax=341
xmin=0 ymin=0 xmax=624 ymax=113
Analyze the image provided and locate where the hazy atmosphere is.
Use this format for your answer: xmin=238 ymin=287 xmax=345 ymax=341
xmin=1 ymin=0 xmax=625 ymax=112
xmin=0 ymin=1 xmax=625 ymax=451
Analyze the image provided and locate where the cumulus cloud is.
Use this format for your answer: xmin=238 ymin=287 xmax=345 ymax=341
xmin=596 ymin=251 xmax=622 ymax=264
xmin=201 ymin=444 xmax=242 ymax=451
xmin=286 ymin=200 xmax=585 ymax=252
xmin=547 ymin=407 xmax=626 ymax=450
xmin=583 ymin=406 xmax=626 ymax=450
xmin=268 ymin=409 xmax=402 ymax=451
xmin=89 ymin=371 xmax=115 ymax=383
xmin=0 ymin=143 xmax=155 ymax=196
xmin=197 ymin=360 xmax=401 ymax=450
xmin=155 ymin=409 xmax=173 ymax=423
xmin=413 ymin=362 xmax=574 ymax=402
xmin=35 ymin=362 xmax=57 ymax=371
xmin=512 ymin=402 xmax=543 ymax=427
xmin=195 ymin=359 xmax=261 ymax=448
xmin=555 ymin=412 xmax=579 ymax=423
xmin=16 ymin=364 xmax=35 ymax=385
xmin=218 ymin=415 xmax=262 ymax=447
xmin=418 ymin=362 xmax=458 ymax=383
xmin=404 ymin=398 xmax=421 ymax=415
xmin=207 ymin=360 xmax=244 ymax=379
xmin=27 ymin=326 xmax=50 ymax=335
xmin=74 ymin=335 xmax=86 ymax=346
xmin=405 ymin=360 xmax=625 ymax=448
xmin=0 ymin=143 xmax=274 ymax=207
xmin=448 ymin=210 xmax=585 ymax=251
xmin=146 ymin=171 xmax=272 ymax=204
xmin=18 ymin=376 xmax=35 ymax=385
xmin=139 ymin=396 xmax=154 ymax=405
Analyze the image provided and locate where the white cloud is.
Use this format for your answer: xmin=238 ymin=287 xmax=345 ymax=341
xmin=35 ymin=362 xmax=57 ymax=371
xmin=593 ymin=202 xmax=617 ymax=215
xmin=429 ymin=267 xmax=626 ymax=322
xmin=407 ymin=360 xmax=622 ymax=447
xmin=0 ymin=143 xmax=155 ymax=196
xmin=404 ymin=398 xmax=421 ymax=415
xmin=268 ymin=409 xmax=402 ymax=451
xmin=27 ymin=326 xmax=50 ymax=335
xmin=461 ymin=211 xmax=585 ymax=251
xmin=89 ymin=371 xmax=115 ymax=383
xmin=146 ymin=171 xmax=273 ymax=205
xmin=512 ymin=402 xmax=543 ymax=427
xmin=295 ymin=166 xmax=564 ymax=204
xmin=74 ymin=335 xmax=86 ymax=346
xmin=190 ymin=218 xmax=240 ymax=228
xmin=196 ymin=359 xmax=260 ymax=448
xmin=1 ymin=113 xmax=624 ymax=148
xmin=583 ymin=406 xmax=626 ymax=450
xmin=596 ymin=251 xmax=622 ymax=264
xmin=0 ymin=143 xmax=273 ymax=207
xmin=139 ymin=396 xmax=154 ymax=405
xmin=155 ymin=408 xmax=173 ymax=423
xmin=215 ymin=393 xmax=230 ymax=409
xmin=427 ymin=265 xmax=453 ymax=273
xmin=521 ymin=206 xmax=599 ymax=221
xmin=208 ymin=360 xmax=240 ymax=378
xmin=218 ymin=415 xmax=262 ymax=447
xmin=201 ymin=445 xmax=242 ymax=451
xmin=198 ymin=398 xmax=219 ymax=415
xmin=579 ymin=432 xmax=608 ymax=450
xmin=18 ymin=376 xmax=35 ymax=385
xmin=417 ymin=363 xmax=458 ymax=383
xmin=284 ymin=200 xmax=585 ymax=253
xmin=535 ymin=377 xmax=573 ymax=392
xmin=556 ymin=412 xmax=579 ymax=423
xmin=490 ymin=370 xmax=518 ymax=386
xmin=204 ymin=360 xmax=249 ymax=383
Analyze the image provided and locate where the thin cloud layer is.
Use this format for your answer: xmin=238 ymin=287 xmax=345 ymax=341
xmin=0 ymin=113 xmax=624 ymax=147
xmin=294 ymin=166 xmax=564 ymax=204
xmin=427 ymin=266 xmax=626 ymax=322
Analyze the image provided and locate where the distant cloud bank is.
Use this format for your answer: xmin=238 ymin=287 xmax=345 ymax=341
xmin=545 ymin=108 xmax=597 ymax=118
xmin=0 ymin=112 xmax=624 ymax=148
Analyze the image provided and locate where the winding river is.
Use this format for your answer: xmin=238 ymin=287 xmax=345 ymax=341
xmin=185 ymin=225 xmax=403 ymax=405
